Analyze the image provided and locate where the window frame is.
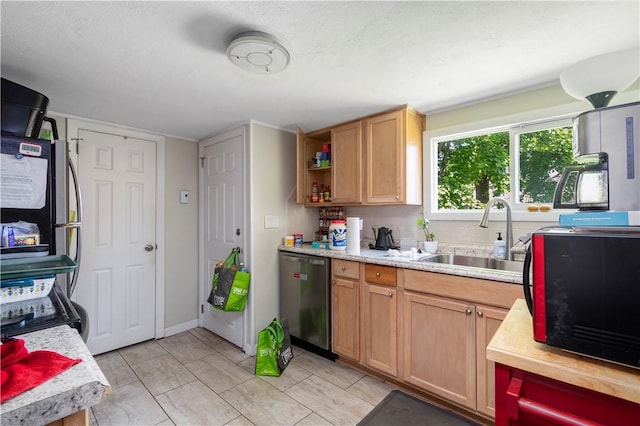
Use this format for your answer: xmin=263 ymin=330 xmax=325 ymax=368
xmin=425 ymin=115 xmax=576 ymax=223
xmin=511 ymin=118 xmax=574 ymax=207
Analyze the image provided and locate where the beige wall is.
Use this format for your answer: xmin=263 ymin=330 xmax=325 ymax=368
xmin=248 ymin=122 xmax=314 ymax=335
xmin=427 ymin=81 xmax=640 ymax=131
xmin=164 ymin=137 xmax=199 ymax=328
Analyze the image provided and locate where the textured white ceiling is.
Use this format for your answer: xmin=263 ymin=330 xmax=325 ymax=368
xmin=1 ymin=1 xmax=639 ymax=141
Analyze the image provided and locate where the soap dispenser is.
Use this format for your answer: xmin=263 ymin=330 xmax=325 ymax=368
xmin=493 ymin=232 xmax=506 ymax=259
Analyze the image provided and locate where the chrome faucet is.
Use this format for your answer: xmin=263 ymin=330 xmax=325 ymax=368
xmin=479 ymin=197 xmax=513 ymax=260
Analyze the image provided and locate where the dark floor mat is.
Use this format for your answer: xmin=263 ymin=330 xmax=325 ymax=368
xmin=357 ymin=390 xmax=480 ymax=426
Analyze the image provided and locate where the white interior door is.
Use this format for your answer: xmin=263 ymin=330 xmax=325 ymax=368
xmin=199 ymin=127 xmax=245 ymax=347
xmin=75 ymin=129 xmax=157 ymax=355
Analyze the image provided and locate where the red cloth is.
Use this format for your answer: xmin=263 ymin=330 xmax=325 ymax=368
xmin=1 ymin=338 xmax=82 ymax=403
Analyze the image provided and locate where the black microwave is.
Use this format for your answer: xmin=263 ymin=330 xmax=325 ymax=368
xmin=523 ymin=226 xmax=640 ymax=368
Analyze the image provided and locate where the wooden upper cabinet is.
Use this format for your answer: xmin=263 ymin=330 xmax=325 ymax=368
xmin=331 ymin=121 xmax=363 ymax=204
xmin=296 ymin=127 xmax=307 ymax=204
xmin=365 ymin=107 xmax=425 ymax=205
xmin=296 ymin=105 xmax=424 ymax=206
xmin=297 ymin=127 xmax=332 ymax=205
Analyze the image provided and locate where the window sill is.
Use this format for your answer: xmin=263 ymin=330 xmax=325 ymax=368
xmin=429 ymin=209 xmax=571 ymax=223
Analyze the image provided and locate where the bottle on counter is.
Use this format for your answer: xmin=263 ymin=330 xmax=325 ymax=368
xmin=493 ymin=232 xmax=506 ymax=259
xmin=7 ymin=226 xmax=15 ymax=247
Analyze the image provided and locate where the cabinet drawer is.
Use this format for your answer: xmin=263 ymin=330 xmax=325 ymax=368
xmin=333 ymin=259 xmax=360 ymax=279
xmin=403 ymin=269 xmax=520 ymax=309
xmin=365 ymin=264 xmax=397 ymax=287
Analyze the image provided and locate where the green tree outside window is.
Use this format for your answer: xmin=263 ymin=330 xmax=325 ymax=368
xmin=436 ymin=126 xmax=573 ymax=210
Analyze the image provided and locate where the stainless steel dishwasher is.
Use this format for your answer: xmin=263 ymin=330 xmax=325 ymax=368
xmin=279 ymin=252 xmax=333 ymax=358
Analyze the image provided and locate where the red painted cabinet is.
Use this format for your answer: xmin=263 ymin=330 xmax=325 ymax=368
xmin=494 ymin=363 xmax=640 ymax=426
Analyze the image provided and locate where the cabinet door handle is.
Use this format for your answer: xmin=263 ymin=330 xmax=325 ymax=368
xmin=341 ymin=266 xmax=347 ymax=271
xmin=477 ymin=311 xmax=484 ymax=318
xmin=465 ymin=308 xmax=472 ymax=315
xmin=388 ymin=291 xmax=393 ymax=297
xmin=331 ymin=280 xmax=336 ymax=285
xmin=376 ymin=272 xmax=381 ymax=277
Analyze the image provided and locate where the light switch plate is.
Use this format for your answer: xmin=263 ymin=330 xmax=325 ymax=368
xmin=180 ymin=190 xmax=190 ymax=204
xmin=264 ymin=215 xmax=280 ymax=229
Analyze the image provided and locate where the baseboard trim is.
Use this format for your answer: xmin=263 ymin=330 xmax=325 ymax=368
xmin=164 ymin=319 xmax=199 ymax=337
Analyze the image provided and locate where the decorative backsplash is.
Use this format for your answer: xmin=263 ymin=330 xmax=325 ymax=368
xmin=343 ymin=204 xmax=543 ymax=254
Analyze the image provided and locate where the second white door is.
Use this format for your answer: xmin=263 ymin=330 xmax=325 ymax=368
xmin=199 ymin=127 xmax=246 ymax=348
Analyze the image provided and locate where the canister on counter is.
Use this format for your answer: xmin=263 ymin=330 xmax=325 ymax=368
xmin=293 ymin=234 xmax=303 ymax=245
xmin=329 ymin=220 xmax=347 ymax=250
xmin=284 ymin=236 xmax=294 ymax=246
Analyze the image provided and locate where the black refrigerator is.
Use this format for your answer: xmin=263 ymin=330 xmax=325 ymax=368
xmin=1 ymin=78 xmax=85 ymax=339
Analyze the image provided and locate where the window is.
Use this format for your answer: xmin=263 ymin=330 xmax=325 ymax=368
xmin=432 ymin=118 xmax=574 ymax=212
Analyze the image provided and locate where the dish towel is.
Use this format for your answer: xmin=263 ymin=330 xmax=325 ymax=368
xmin=1 ymin=338 xmax=82 ymax=403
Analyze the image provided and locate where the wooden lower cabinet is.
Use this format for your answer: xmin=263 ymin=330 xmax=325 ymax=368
xmin=331 ymin=260 xmax=360 ymax=361
xmin=403 ymin=292 xmax=477 ymax=408
xmin=475 ymin=305 xmax=508 ymax=418
xmin=363 ymin=283 xmax=398 ymax=377
xmin=331 ymin=263 xmax=519 ymax=421
xmin=362 ymin=264 xmax=398 ymax=377
xmin=402 ymin=291 xmax=510 ymax=414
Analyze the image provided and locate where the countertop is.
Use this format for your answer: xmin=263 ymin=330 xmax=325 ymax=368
xmin=279 ymin=244 xmax=523 ymax=285
xmin=487 ymin=299 xmax=640 ymax=404
xmin=0 ymin=325 xmax=111 ymax=425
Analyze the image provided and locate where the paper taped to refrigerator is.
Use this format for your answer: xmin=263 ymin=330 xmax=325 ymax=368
xmin=0 ymin=154 xmax=48 ymax=209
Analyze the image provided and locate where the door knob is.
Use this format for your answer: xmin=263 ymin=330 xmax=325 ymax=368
xmin=145 ymin=244 xmax=154 ymax=252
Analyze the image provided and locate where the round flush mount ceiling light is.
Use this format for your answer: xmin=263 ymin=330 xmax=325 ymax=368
xmin=226 ymin=31 xmax=290 ymax=74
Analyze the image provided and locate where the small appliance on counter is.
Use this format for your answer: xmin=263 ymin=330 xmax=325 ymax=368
xmin=523 ymin=226 xmax=640 ymax=368
xmin=369 ymin=226 xmax=399 ymax=250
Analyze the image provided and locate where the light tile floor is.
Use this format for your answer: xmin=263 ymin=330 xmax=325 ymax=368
xmin=90 ymin=327 xmax=395 ymax=426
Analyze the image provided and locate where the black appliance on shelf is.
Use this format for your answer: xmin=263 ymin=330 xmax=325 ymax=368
xmin=1 ymin=77 xmax=49 ymax=139
xmin=1 ymin=78 xmax=87 ymax=340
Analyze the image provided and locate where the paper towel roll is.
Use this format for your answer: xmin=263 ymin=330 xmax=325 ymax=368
xmin=346 ymin=217 xmax=361 ymax=255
